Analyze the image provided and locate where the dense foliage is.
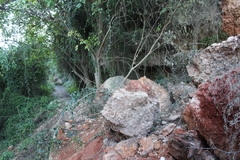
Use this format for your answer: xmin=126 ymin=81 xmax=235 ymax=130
xmin=0 ymin=46 xmax=50 ymax=96
xmin=0 ymin=0 xmax=225 ymax=88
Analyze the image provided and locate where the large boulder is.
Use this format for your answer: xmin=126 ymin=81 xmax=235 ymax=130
xmin=101 ymin=77 xmax=171 ymax=137
xmin=95 ymin=76 xmax=129 ymax=105
xmin=99 ymin=76 xmax=128 ymax=91
xmin=183 ymin=68 xmax=240 ymax=160
xmin=221 ymin=0 xmax=240 ymax=35
xmin=187 ymin=36 xmax=240 ymax=84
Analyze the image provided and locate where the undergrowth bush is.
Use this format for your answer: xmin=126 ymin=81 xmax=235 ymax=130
xmin=0 ymin=88 xmax=53 ymax=149
xmin=63 ymin=78 xmax=79 ymax=94
xmin=0 ymin=151 xmax=14 ymax=160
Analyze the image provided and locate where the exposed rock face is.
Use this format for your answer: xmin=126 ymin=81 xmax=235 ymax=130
xmin=187 ymin=36 xmax=240 ymax=84
xmin=183 ymin=68 xmax=240 ymax=160
xmin=168 ymin=129 xmax=218 ymax=160
xmin=101 ymin=77 xmax=171 ymax=137
xmin=221 ymin=0 xmax=240 ymax=35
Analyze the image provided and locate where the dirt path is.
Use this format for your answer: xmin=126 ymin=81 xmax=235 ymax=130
xmin=52 ymin=85 xmax=70 ymax=99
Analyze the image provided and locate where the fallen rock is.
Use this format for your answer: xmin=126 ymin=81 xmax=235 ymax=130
xmin=168 ymin=115 xmax=181 ymax=122
xmin=183 ymin=68 xmax=240 ymax=160
xmin=187 ymin=36 xmax=240 ymax=84
xmin=103 ymin=134 xmax=172 ymax=160
xmin=101 ymin=77 xmax=171 ymax=137
xmin=95 ymin=76 xmax=129 ymax=105
xmin=221 ymin=0 xmax=240 ymax=35
xmin=101 ymin=89 xmax=156 ymax=137
xmin=168 ymin=128 xmax=217 ymax=160
xmin=161 ymin=123 xmax=176 ymax=137
xmin=103 ymin=150 xmax=122 ymax=160
xmin=138 ymin=135 xmax=158 ymax=156
xmin=8 ymin=145 xmax=14 ymax=151
xmin=114 ymin=138 xmax=138 ymax=159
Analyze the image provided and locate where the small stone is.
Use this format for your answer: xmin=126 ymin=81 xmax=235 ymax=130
xmin=103 ymin=137 xmax=108 ymax=145
xmin=65 ymin=122 xmax=72 ymax=129
xmin=160 ymin=157 xmax=166 ymax=160
xmin=154 ymin=141 xmax=161 ymax=150
xmin=161 ymin=123 xmax=176 ymax=136
xmin=148 ymin=152 xmax=155 ymax=157
xmin=8 ymin=145 xmax=14 ymax=151
xmin=168 ymin=115 xmax=180 ymax=122
xmin=161 ymin=121 xmax=167 ymax=125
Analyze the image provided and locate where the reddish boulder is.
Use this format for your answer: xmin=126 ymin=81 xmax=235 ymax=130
xmin=184 ymin=68 xmax=240 ymax=160
xmin=221 ymin=0 xmax=240 ymax=35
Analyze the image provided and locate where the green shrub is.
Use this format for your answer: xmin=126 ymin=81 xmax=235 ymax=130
xmin=64 ymin=78 xmax=79 ymax=94
xmin=0 ymin=151 xmax=14 ymax=160
xmin=0 ymin=89 xmax=52 ymax=147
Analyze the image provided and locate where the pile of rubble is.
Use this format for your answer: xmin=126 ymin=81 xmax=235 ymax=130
xmin=50 ymin=36 xmax=240 ymax=160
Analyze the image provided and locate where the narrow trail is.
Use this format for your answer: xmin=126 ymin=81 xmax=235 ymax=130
xmin=52 ymin=85 xmax=71 ymax=105
xmin=52 ymin=85 xmax=70 ymax=99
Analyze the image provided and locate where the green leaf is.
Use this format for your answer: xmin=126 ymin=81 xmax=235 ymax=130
xmin=160 ymin=8 xmax=167 ymax=15
xmin=76 ymin=3 xmax=82 ymax=9
xmin=75 ymin=45 xmax=78 ymax=51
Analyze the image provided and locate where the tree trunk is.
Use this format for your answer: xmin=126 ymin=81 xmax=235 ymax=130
xmin=94 ymin=0 xmax=104 ymax=88
xmin=94 ymin=59 xmax=101 ymax=89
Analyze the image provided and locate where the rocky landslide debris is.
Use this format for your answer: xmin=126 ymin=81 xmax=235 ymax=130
xmin=221 ymin=0 xmax=240 ymax=35
xmin=49 ymin=115 xmax=177 ymax=160
xmin=187 ymin=36 xmax=240 ymax=84
xmin=101 ymin=77 xmax=171 ymax=137
xmin=184 ymin=68 xmax=240 ymax=160
xmin=49 ymin=36 xmax=240 ymax=159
